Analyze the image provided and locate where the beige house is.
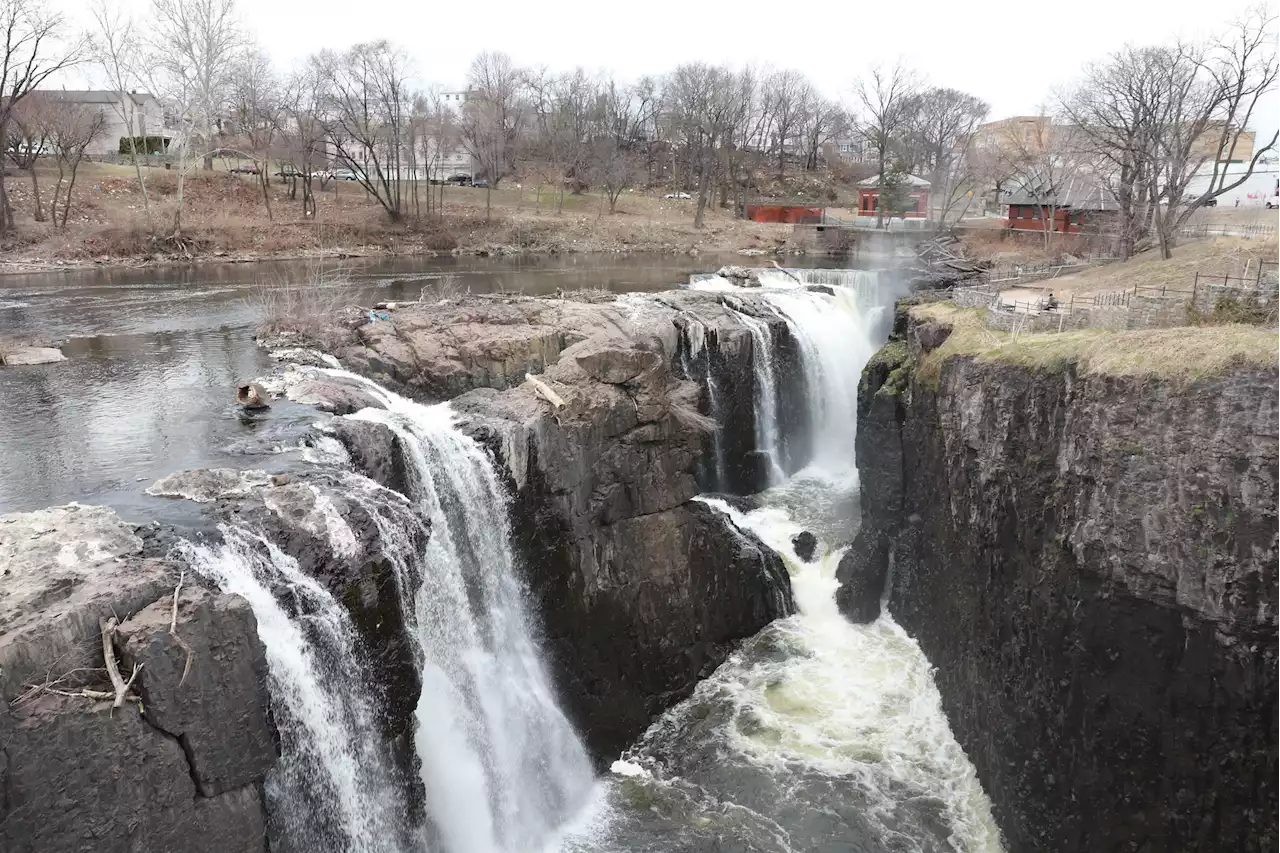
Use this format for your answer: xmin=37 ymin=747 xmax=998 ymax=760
xmin=39 ymin=90 xmax=177 ymax=158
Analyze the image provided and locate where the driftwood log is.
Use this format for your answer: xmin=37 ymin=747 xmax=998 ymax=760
xmin=236 ymin=382 xmax=270 ymax=410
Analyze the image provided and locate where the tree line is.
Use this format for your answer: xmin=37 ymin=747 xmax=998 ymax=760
xmin=0 ymin=0 xmax=1271 ymax=253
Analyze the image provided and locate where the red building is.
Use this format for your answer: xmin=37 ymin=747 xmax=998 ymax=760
xmin=744 ymin=203 xmax=825 ymax=224
xmin=857 ymin=174 xmax=931 ymax=218
xmin=1004 ymin=182 xmax=1118 ymax=233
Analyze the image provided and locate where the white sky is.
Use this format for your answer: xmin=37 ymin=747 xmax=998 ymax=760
xmin=60 ymin=0 xmax=1280 ymax=142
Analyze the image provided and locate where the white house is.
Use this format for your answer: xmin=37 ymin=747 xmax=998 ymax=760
xmin=40 ymin=90 xmax=177 ymax=158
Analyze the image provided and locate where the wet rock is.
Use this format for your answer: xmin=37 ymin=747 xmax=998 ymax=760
xmin=328 ymin=417 xmax=410 ymax=495
xmin=805 ymin=284 xmax=836 ymax=296
xmin=0 ymin=345 xmax=65 ymax=366
xmin=861 ymin=307 xmax=1279 ymax=853
xmin=0 ymin=503 xmax=171 ymax=700
xmin=119 ymin=586 xmax=276 ymax=797
xmin=147 ymin=468 xmax=273 ymax=503
xmin=287 ymin=376 xmax=385 ymax=415
xmin=791 ymin=531 xmax=817 ymax=562
xmin=715 ymin=265 xmax=762 ymax=287
xmin=700 ymin=492 xmax=761 ymax=514
xmin=573 ymin=342 xmax=662 ymax=384
xmin=0 ymin=503 xmax=274 ymax=853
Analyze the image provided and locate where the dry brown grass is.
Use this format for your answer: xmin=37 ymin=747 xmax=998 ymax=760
xmin=1033 ymin=237 xmax=1279 ymax=296
xmin=248 ymin=266 xmax=359 ymax=351
xmin=911 ymin=301 xmax=1278 ymax=387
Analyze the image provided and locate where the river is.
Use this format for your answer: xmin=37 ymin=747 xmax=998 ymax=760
xmin=0 ymin=254 xmax=840 ymax=516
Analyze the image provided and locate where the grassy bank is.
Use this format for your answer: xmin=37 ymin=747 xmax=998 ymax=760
xmin=910 ymin=302 xmax=1278 ymax=387
xmin=0 ymin=163 xmax=796 ymax=273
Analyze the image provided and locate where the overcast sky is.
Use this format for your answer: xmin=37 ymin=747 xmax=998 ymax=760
xmin=63 ymin=0 xmax=1279 ymax=142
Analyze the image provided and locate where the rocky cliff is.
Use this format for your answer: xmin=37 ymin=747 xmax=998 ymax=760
xmin=0 ymin=503 xmax=276 ymax=853
xmin=841 ymin=304 xmax=1279 ymax=852
xmin=321 ymin=291 xmax=799 ymax=757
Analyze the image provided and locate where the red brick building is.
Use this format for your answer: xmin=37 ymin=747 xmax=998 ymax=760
xmin=1004 ymin=181 xmax=1118 ymax=234
xmin=857 ymin=174 xmax=931 ymax=218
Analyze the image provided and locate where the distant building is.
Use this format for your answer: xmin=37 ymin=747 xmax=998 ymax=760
xmin=857 ymin=174 xmax=931 ymax=218
xmin=39 ymin=90 xmax=177 ymax=158
xmin=834 ymin=135 xmax=867 ymax=162
xmin=1002 ymin=179 xmax=1119 ymax=233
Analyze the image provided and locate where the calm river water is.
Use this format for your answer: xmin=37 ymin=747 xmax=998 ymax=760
xmin=0 ymin=254 xmax=834 ymax=517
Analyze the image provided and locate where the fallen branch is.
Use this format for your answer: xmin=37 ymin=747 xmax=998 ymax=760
xmin=168 ymin=571 xmax=195 ymax=686
xmin=526 ymin=373 xmax=565 ymax=409
xmin=99 ymin=616 xmax=138 ymax=708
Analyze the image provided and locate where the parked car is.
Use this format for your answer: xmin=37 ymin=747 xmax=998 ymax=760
xmin=274 ymin=165 xmax=305 ymax=178
xmin=664 ymin=192 xmax=691 ymax=199
xmin=1201 ymin=196 xmax=1218 ymax=207
xmin=230 ymin=163 xmax=261 ymax=175
xmin=331 ymin=168 xmax=361 ymax=181
xmin=472 ymin=179 xmax=490 ymax=189
xmin=310 ymin=170 xmax=331 ymax=180
xmin=1266 ymin=197 xmax=1278 ymax=210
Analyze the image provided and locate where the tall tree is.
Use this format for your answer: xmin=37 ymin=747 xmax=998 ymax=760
xmin=47 ymin=100 xmax=108 ymax=228
xmin=460 ymin=50 xmax=526 ymax=219
xmin=901 ymin=87 xmax=989 ymax=225
xmin=92 ymin=0 xmax=153 ymax=231
xmin=0 ymin=0 xmax=86 ymax=235
xmin=317 ymin=41 xmax=415 ymax=221
xmin=229 ymin=46 xmax=279 ymax=219
xmin=152 ymin=0 xmax=242 ymax=171
xmin=855 ymin=63 xmax=920 ymax=228
xmin=7 ymin=91 xmax=53 ymax=221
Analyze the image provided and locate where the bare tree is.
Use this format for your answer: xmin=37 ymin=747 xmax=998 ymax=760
xmin=282 ymin=62 xmax=328 ymax=218
xmin=762 ymin=69 xmax=807 ymax=179
xmin=48 ymin=101 xmax=108 ymax=228
xmin=229 ymin=46 xmax=279 ymax=218
xmin=92 ymin=0 xmax=153 ymax=231
xmin=316 ymin=41 xmax=415 ymax=221
xmin=461 ymin=50 xmax=527 ymax=220
xmin=1000 ymin=113 xmax=1090 ymax=250
xmin=7 ymin=91 xmax=54 ymax=221
xmin=901 ymin=87 xmax=989 ymax=226
xmin=855 ymin=63 xmax=921 ymax=228
xmin=798 ymin=93 xmax=845 ymax=172
xmin=0 ymin=0 xmax=87 ymax=234
xmin=151 ymin=0 xmax=242 ymax=171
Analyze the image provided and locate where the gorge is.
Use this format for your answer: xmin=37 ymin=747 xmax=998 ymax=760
xmin=1 ymin=260 xmax=1275 ymax=853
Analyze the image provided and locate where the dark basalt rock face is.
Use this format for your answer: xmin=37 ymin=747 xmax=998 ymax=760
xmin=844 ymin=309 xmax=1279 ymax=853
xmin=791 ymin=531 xmax=817 ymax=562
xmin=344 ymin=291 xmax=798 ymax=760
xmin=0 ymin=504 xmax=276 ymax=853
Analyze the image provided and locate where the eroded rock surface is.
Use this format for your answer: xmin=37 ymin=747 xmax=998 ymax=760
xmin=845 ymin=311 xmax=1279 ymax=852
xmin=335 ymin=292 xmax=798 ymax=757
xmin=0 ymin=504 xmax=276 ymax=853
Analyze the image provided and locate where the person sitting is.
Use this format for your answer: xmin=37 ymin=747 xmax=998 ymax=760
xmin=1044 ymin=292 xmax=1060 ymax=312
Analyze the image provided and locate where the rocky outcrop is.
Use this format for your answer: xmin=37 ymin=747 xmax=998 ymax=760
xmin=844 ymin=310 xmax=1279 ymax=852
xmin=0 ymin=503 xmax=276 ymax=853
xmin=337 ymin=291 xmax=797 ymax=758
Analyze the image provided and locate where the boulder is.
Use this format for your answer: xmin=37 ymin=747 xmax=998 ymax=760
xmin=791 ymin=531 xmax=817 ymax=562
xmin=119 ymin=586 xmax=276 ymax=797
xmin=1 ymin=346 xmax=65 ymax=366
xmin=147 ymin=468 xmax=273 ymax=503
xmin=286 ymin=376 xmax=385 ymax=415
xmin=0 ymin=503 xmax=172 ymax=700
xmin=0 ymin=503 xmax=275 ymax=853
xmin=573 ymin=342 xmax=663 ymax=384
xmin=328 ymin=417 xmax=411 ymax=495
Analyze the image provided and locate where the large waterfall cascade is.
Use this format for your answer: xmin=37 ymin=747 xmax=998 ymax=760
xmin=186 ymin=370 xmax=594 ymax=853
xmin=564 ymin=269 xmax=1006 ymax=852
xmin=183 ymin=265 xmax=998 ymax=853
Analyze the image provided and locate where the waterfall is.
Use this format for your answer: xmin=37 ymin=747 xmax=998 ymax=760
xmin=320 ymin=368 xmax=595 ymax=853
xmin=688 ymin=270 xmax=886 ymax=478
xmin=728 ymin=308 xmax=785 ymax=486
xmin=182 ymin=524 xmax=415 ymax=853
xmin=758 ymin=287 xmax=878 ymax=470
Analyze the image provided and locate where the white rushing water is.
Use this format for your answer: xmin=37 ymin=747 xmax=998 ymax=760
xmin=692 ymin=482 xmax=1004 ymax=853
xmin=574 ymin=269 xmax=1004 ymax=853
xmin=182 ymin=525 xmax=415 ymax=853
xmin=321 ymin=368 xmax=596 ymax=853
